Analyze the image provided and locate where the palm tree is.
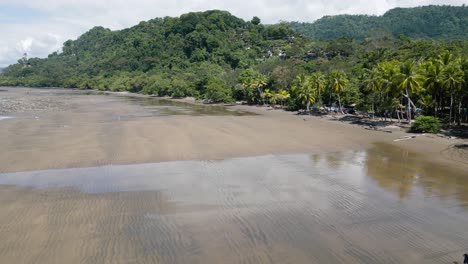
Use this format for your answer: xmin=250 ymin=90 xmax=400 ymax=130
xmin=364 ymin=68 xmax=384 ymax=120
xmin=460 ymin=57 xmax=468 ymax=125
xmin=309 ymin=72 xmax=326 ymax=105
xmin=251 ymin=74 xmax=268 ymax=104
xmin=438 ymin=50 xmax=454 ymax=67
xmin=328 ymin=70 xmax=348 ymax=114
xmin=398 ymin=60 xmax=425 ymax=124
xmin=240 ymin=69 xmax=268 ymax=104
xmin=378 ymin=61 xmax=402 ymax=118
xmin=292 ymin=74 xmax=316 ymax=112
xmin=441 ymin=60 xmax=464 ymax=125
xmin=275 ymin=90 xmax=290 ymax=106
xmin=423 ymin=59 xmax=444 ymax=116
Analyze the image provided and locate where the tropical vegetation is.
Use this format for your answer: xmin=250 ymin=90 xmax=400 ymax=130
xmin=411 ymin=116 xmax=442 ymax=133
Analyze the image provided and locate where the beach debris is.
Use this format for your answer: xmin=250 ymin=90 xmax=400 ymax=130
xmin=436 ymin=133 xmax=460 ymax=140
xmin=394 ymin=136 xmax=416 ymax=142
xmin=393 ymin=134 xmax=425 ymax=142
xmin=382 ymin=125 xmax=401 ymax=130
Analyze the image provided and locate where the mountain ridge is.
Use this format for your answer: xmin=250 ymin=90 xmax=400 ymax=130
xmin=290 ymin=5 xmax=468 ymax=40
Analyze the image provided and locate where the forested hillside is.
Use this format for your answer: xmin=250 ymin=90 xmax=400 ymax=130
xmin=1 ymin=9 xmax=467 ymax=125
xmin=290 ymin=5 xmax=468 ymax=40
xmin=1 ymin=11 xmax=299 ymax=100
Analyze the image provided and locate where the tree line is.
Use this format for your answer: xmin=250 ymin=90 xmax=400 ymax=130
xmin=277 ymin=50 xmax=466 ymax=126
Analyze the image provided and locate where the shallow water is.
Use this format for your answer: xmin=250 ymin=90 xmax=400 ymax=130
xmin=43 ymin=88 xmax=253 ymax=117
xmin=122 ymin=96 xmax=254 ymax=116
xmin=0 ymin=87 xmax=253 ymax=118
xmin=0 ymin=143 xmax=467 ymax=263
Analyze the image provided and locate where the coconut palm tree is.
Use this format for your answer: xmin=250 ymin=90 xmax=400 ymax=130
xmin=328 ymin=70 xmax=348 ymax=114
xmin=438 ymin=50 xmax=454 ymax=67
xmin=423 ymin=59 xmax=444 ymax=116
xmin=398 ymin=60 xmax=425 ymax=124
xmin=292 ymin=74 xmax=316 ymax=112
xmin=309 ymin=72 xmax=326 ymax=105
xmin=239 ymin=69 xmax=268 ymax=104
xmin=460 ymin=57 xmax=468 ymax=125
xmin=441 ymin=60 xmax=464 ymax=125
xmin=364 ymin=68 xmax=384 ymax=119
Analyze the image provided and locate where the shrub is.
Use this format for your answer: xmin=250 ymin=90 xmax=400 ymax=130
xmin=204 ymin=78 xmax=233 ymax=103
xmin=411 ymin=116 xmax=441 ymax=133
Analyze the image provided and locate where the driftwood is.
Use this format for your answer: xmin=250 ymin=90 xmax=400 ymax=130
xmin=393 ymin=134 xmax=425 ymax=142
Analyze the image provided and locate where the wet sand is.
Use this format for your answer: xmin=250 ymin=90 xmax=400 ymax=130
xmin=0 ymin=87 xmax=465 ymax=173
xmin=1 ymin=87 xmax=468 ymax=263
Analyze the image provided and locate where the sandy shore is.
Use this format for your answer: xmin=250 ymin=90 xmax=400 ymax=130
xmin=0 ymin=87 xmax=466 ymax=173
xmin=1 ymin=87 xmax=468 ymax=264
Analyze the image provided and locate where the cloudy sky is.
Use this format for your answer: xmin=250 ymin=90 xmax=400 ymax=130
xmin=0 ymin=0 xmax=466 ymax=67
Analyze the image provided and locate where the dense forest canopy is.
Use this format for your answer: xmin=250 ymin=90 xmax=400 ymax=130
xmin=290 ymin=5 xmax=468 ymax=40
xmin=0 ymin=7 xmax=467 ymax=126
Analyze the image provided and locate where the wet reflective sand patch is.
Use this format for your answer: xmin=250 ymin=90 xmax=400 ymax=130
xmin=121 ymin=96 xmax=254 ymax=117
xmin=0 ymin=116 xmax=13 ymax=121
xmin=0 ymin=143 xmax=467 ymax=263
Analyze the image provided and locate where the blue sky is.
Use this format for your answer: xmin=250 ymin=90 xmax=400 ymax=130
xmin=0 ymin=5 xmax=44 ymax=23
xmin=0 ymin=0 xmax=467 ymax=67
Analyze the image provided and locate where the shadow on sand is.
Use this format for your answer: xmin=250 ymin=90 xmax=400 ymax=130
xmin=439 ymin=125 xmax=468 ymax=139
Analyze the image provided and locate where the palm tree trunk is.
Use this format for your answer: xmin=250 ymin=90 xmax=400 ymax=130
xmin=458 ymin=100 xmax=462 ymax=126
xmin=379 ymin=92 xmax=383 ymax=121
xmin=449 ymin=92 xmax=454 ymax=126
xmin=306 ymin=100 xmax=310 ymax=113
xmin=406 ymin=87 xmax=412 ymax=124
xmin=438 ymin=95 xmax=443 ymax=117
xmin=318 ymin=90 xmax=321 ymax=104
xmin=372 ymin=102 xmax=375 ymax=120
xmin=396 ymin=107 xmax=401 ymax=123
xmin=257 ymin=86 xmax=263 ymax=105
xmin=338 ymin=94 xmax=343 ymax=114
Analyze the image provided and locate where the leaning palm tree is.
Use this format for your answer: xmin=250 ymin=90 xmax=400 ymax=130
xmin=398 ymin=60 xmax=425 ymax=124
xmin=328 ymin=70 xmax=348 ymax=114
xmin=291 ymin=74 xmax=316 ymax=112
xmin=441 ymin=60 xmax=464 ymax=125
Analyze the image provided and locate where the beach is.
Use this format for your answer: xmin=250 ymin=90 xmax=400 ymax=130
xmin=0 ymin=87 xmax=466 ymax=173
xmin=0 ymin=87 xmax=467 ymax=264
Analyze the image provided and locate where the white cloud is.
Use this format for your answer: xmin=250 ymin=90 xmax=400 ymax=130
xmin=0 ymin=0 xmax=467 ymax=67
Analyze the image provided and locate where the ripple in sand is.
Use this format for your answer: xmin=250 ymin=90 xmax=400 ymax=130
xmin=0 ymin=144 xmax=467 ymax=263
